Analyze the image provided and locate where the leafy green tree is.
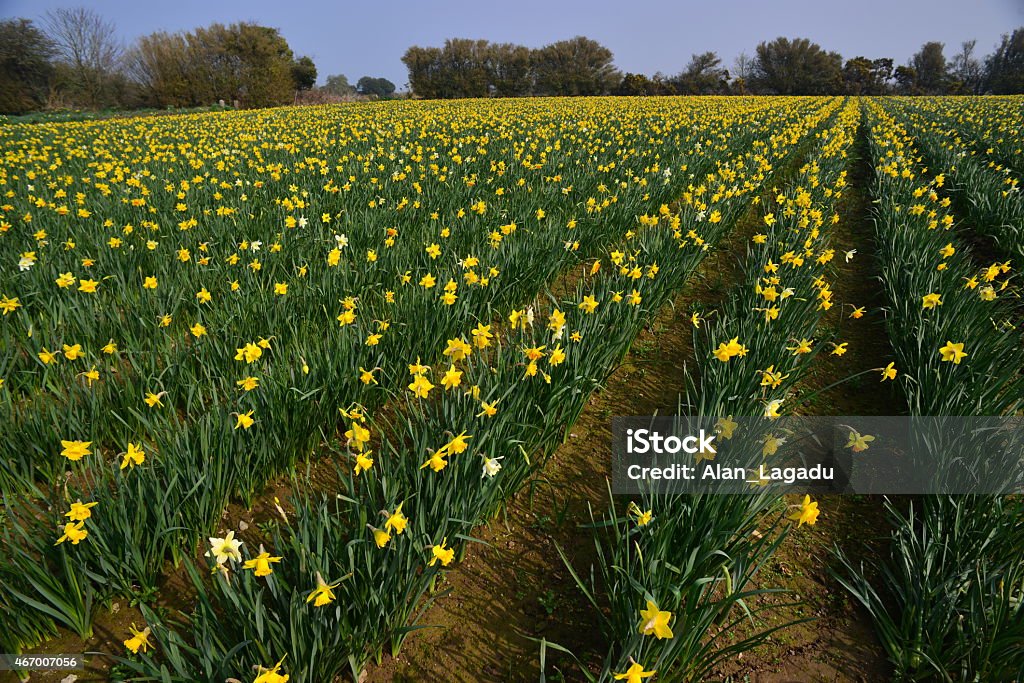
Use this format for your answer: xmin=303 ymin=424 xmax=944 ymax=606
xmin=183 ymin=24 xmax=240 ymax=105
xmin=356 ymin=76 xmax=396 ymax=98
xmin=436 ymin=39 xmax=490 ymax=98
xmin=614 ymin=73 xmax=658 ymax=95
xmin=894 ymin=65 xmax=918 ymax=94
xmin=842 ymin=56 xmax=872 ymax=94
xmin=871 ymin=58 xmax=894 ymax=90
xmin=224 ymin=23 xmax=295 ymax=107
xmin=403 ymin=39 xmax=528 ymax=98
xmin=163 ymin=23 xmax=296 ymax=108
xmin=751 ymin=37 xmax=842 ymax=95
xmin=910 ymin=41 xmax=948 ymax=94
xmin=291 ymin=56 xmax=317 ymax=91
xmin=842 ymin=56 xmax=893 ymax=94
xmin=404 ymin=35 xmax=617 ymax=98
xmin=485 ymin=42 xmax=532 ymax=97
xmin=985 ymin=28 xmax=1024 ymax=94
xmin=0 ymin=18 xmax=56 ymax=114
xmin=322 ymin=73 xmax=355 ymax=96
xmin=402 ymin=45 xmax=444 ymax=98
xmin=532 ymin=36 xmax=620 ymax=96
xmin=671 ymin=51 xmax=729 ymax=94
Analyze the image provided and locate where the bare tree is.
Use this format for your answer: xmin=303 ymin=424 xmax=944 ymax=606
xmin=951 ymin=40 xmax=983 ymax=94
xmin=732 ymin=51 xmax=753 ymax=93
xmin=125 ymin=31 xmax=191 ymax=107
xmin=733 ymin=51 xmax=753 ymax=80
xmin=42 ymin=7 xmax=122 ymax=107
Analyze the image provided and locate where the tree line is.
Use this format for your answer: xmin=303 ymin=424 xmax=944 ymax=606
xmin=402 ymin=37 xmax=620 ymax=98
xmin=0 ymin=8 xmax=396 ymax=114
xmin=403 ymin=31 xmax=1024 ymax=98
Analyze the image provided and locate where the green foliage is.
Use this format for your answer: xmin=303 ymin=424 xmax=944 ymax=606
xmin=549 ymin=97 xmax=854 ymax=682
xmin=403 ymin=35 xmax=619 ymax=99
xmin=836 ymin=497 xmax=1024 ymax=681
xmin=842 ymin=57 xmax=893 ymax=95
xmin=322 ymin=73 xmax=355 ymax=97
xmin=985 ymin=28 xmax=1024 ymax=94
xmin=910 ymin=42 xmax=949 ymax=95
xmin=0 ymin=96 xmax=775 ymax=657
xmin=0 ymin=19 xmax=55 ymax=115
xmin=291 ymin=56 xmax=317 ymax=92
xmin=751 ymin=37 xmax=843 ymax=95
xmin=356 ymin=76 xmax=396 ymax=98
xmin=532 ymin=37 xmax=620 ymax=97
xmin=126 ymin=22 xmax=302 ymax=108
xmin=669 ymin=52 xmax=730 ymax=95
xmin=834 ymin=99 xmax=1024 ymax=683
xmin=613 ymin=73 xmax=670 ymax=96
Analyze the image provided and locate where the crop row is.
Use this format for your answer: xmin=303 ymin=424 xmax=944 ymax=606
xmin=884 ymin=97 xmax=1024 ymax=260
xmin=561 ymin=97 xmax=861 ymax=683
xmin=834 ymin=99 xmax=1024 ymax=682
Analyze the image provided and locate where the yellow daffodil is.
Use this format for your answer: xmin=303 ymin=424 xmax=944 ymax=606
xmin=638 ymin=600 xmax=674 ymax=639
xmin=384 ymin=503 xmax=409 ymax=535
xmin=253 ymin=656 xmax=289 ymax=683
xmin=845 ymin=429 xmax=875 ymax=452
xmin=306 ymin=572 xmax=340 ymax=606
xmin=421 ymin=450 xmax=448 ymax=472
xmin=354 ymin=450 xmax=374 ymax=475
xmin=880 ymin=362 xmax=897 ymax=381
xmin=65 ymin=500 xmax=98 ymax=522
xmin=243 ymin=545 xmax=282 ymax=577
xmin=61 ymin=439 xmax=91 ymax=461
xmin=123 ymin=624 xmax=153 ymax=654
xmin=429 ymin=538 xmax=455 ymax=566
xmin=56 ymin=521 xmax=88 ymax=545
xmin=408 ymin=373 xmax=434 ymax=398
xmin=613 ymin=661 xmax=656 ymax=683
xmin=235 ymin=410 xmax=255 ymax=430
xmin=120 ymin=442 xmax=146 ymax=469
xmin=237 ymin=376 xmax=260 ymax=391
xmin=788 ymin=494 xmax=820 ymax=526
xmin=939 ymin=341 xmax=967 ymax=364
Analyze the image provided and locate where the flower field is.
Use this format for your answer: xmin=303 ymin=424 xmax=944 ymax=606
xmin=0 ymin=95 xmax=1022 ymax=682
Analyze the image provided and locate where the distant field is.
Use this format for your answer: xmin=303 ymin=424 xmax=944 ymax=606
xmin=0 ymin=104 xmax=235 ymax=126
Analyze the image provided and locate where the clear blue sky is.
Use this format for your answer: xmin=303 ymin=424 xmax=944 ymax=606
xmin=1 ymin=0 xmax=1021 ymax=88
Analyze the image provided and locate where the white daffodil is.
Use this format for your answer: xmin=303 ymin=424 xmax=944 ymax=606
xmin=481 ymin=454 xmax=504 ymax=478
xmin=206 ymin=530 xmax=243 ymax=565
